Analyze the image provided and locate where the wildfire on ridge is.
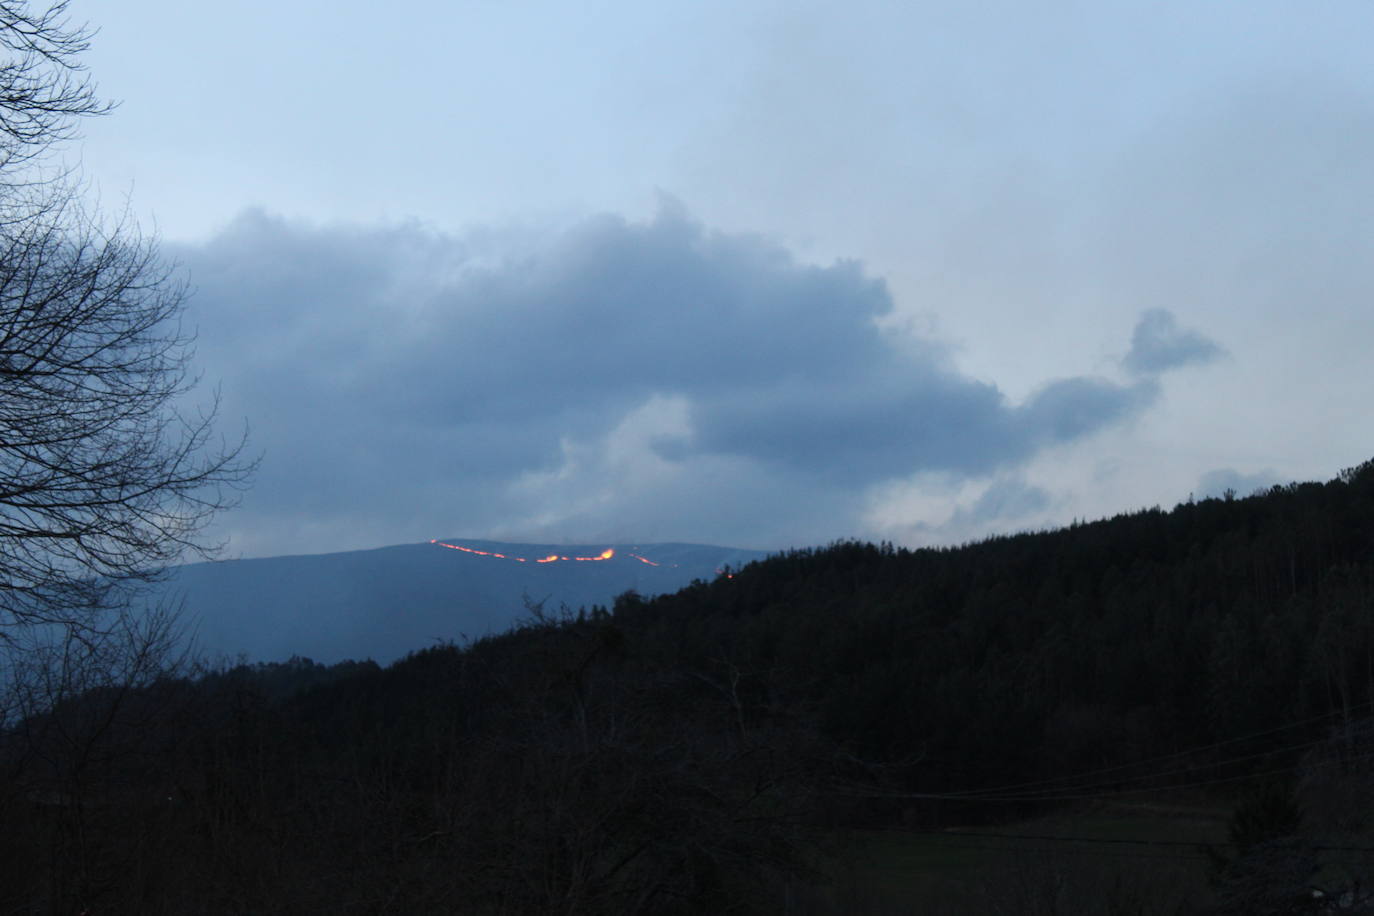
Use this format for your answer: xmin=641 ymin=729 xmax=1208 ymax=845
xmin=431 ymin=540 xmax=529 ymax=561
xmin=431 ymin=540 xmax=682 ymax=568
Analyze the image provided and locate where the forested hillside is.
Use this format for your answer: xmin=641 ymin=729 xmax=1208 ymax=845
xmin=627 ymin=459 xmax=1374 ymax=799
xmin=7 ymin=461 xmax=1374 ymax=913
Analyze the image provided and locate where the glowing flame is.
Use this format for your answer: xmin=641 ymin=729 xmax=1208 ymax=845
xmin=431 ymin=541 xmax=632 ymax=565
xmin=432 ymin=540 xmax=527 ymax=561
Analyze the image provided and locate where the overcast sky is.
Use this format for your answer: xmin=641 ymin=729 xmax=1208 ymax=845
xmin=67 ymin=0 xmax=1374 ymax=557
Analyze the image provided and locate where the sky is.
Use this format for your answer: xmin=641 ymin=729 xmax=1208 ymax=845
xmin=63 ymin=0 xmax=1374 ymax=557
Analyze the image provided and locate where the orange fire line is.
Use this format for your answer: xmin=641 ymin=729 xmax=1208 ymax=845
xmin=432 ymin=540 xmax=619 ymax=564
xmin=431 ymin=540 xmax=696 ymax=571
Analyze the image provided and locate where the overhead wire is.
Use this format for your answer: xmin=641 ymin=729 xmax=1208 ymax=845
xmin=959 ymin=732 xmax=1343 ymax=801
xmin=874 ymin=827 xmax=1374 ymax=858
xmin=941 ymin=701 xmax=1369 ymax=800
xmin=844 ymin=744 xmax=1374 ymax=805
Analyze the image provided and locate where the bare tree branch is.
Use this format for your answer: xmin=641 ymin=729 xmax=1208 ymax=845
xmin=0 ymin=2 xmax=254 ymax=633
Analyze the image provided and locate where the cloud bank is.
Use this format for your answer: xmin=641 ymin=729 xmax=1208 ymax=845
xmin=1124 ymin=308 xmax=1225 ymax=376
xmin=175 ymin=205 xmax=1220 ymax=556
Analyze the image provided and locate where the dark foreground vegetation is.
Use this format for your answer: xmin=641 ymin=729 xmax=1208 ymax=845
xmin=6 ymin=461 xmax=1374 ymax=913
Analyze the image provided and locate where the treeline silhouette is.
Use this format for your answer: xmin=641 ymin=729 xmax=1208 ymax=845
xmin=6 ymin=461 xmax=1374 ymax=913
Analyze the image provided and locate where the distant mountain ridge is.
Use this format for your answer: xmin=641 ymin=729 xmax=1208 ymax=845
xmin=156 ymin=539 xmax=768 ymax=664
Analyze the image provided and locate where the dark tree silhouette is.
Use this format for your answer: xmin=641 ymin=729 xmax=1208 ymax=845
xmin=0 ymin=2 xmax=251 ymax=633
xmin=0 ymin=1 xmax=112 ymax=170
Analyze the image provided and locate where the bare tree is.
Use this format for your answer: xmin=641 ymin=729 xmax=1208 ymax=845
xmin=0 ymin=11 xmax=248 ymax=910
xmin=0 ymin=2 xmax=251 ymax=635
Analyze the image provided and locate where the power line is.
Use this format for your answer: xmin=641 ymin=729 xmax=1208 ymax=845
xmin=942 ymin=703 xmax=1368 ymax=800
xmin=886 ymin=827 xmax=1374 ymax=856
xmin=964 ymin=733 xmax=1338 ymax=801
xmin=846 ymin=745 xmax=1374 ymax=804
xmin=884 ymin=838 xmax=1215 ymax=863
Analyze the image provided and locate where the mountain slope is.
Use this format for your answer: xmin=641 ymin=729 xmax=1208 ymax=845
xmin=158 ymin=539 xmax=766 ymax=663
xmin=20 ymin=462 xmax=1374 ymax=912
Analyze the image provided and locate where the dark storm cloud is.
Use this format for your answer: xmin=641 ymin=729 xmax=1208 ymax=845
xmin=174 ymin=205 xmax=1201 ymax=554
xmin=685 ymin=370 xmax=1156 ymax=482
xmin=1122 ymin=308 xmax=1224 ymax=376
